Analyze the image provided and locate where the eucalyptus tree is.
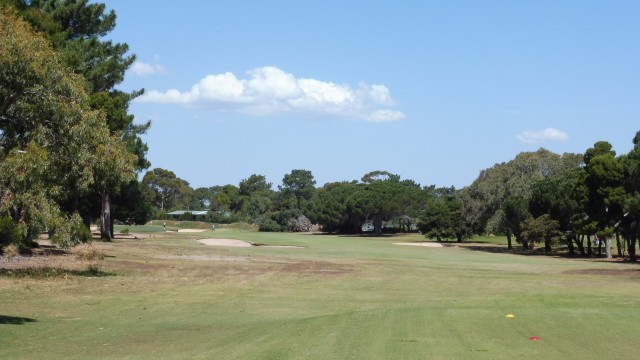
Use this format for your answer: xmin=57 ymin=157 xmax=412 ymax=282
xmin=4 ymin=0 xmax=150 ymax=238
xmin=0 ymin=8 xmax=134 ymax=244
xmin=459 ymin=148 xmax=583 ymax=236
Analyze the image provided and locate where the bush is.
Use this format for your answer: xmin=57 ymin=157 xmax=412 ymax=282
xmin=120 ymin=228 xmax=130 ymax=234
xmin=51 ymin=213 xmax=91 ymax=248
xmin=287 ymin=215 xmax=313 ymax=232
xmin=179 ymin=212 xmax=193 ymax=221
xmin=0 ymin=216 xmax=20 ymax=250
xmin=258 ymin=218 xmax=282 ymax=232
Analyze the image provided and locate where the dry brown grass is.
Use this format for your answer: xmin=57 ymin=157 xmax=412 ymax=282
xmin=73 ymin=243 xmax=105 ymax=261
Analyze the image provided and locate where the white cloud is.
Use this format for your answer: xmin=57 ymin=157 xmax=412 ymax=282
xmin=517 ymin=128 xmax=569 ymax=144
xmin=137 ymin=66 xmax=404 ymax=122
xmin=130 ymin=61 xmax=166 ymax=76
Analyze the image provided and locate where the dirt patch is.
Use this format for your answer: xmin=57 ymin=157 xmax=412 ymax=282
xmin=155 ymin=255 xmax=248 ymax=262
xmin=267 ymin=259 xmax=354 ymax=275
xmin=564 ymin=268 xmax=640 ymax=276
xmin=394 ymin=242 xmax=444 ymax=248
xmin=0 ymin=253 xmax=76 ymax=270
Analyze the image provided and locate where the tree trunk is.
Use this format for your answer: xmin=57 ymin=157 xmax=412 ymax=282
xmin=587 ymin=235 xmax=592 ymax=256
xmin=576 ymin=235 xmax=585 ymax=256
xmin=615 ymin=232 xmax=622 ymax=258
xmin=605 ymin=237 xmax=612 ymax=259
xmin=544 ymin=237 xmax=552 ymax=253
xmin=567 ymin=235 xmax=575 ymax=255
xmin=100 ymin=190 xmax=112 ymax=241
xmin=373 ymin=217 xmax=383 ymax=236
xmin=629 ymin=221 xmax=638 ymax=262
xmin=506 ymin=229 xmax=513 ymax=250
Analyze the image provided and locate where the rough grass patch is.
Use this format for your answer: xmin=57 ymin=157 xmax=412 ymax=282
xmin=0 ymin=264 xmax=113 ymax=278
xmin=74 ymin=243 xmax=105 ymax=261
xmin=3 ymin=243 xmax=21 ymax=257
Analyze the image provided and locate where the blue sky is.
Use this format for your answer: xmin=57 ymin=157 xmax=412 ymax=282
xmin=107 ymin=0 xmax=639 ymax=189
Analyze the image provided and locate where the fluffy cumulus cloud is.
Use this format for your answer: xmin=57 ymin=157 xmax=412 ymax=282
xmin=137 ymin=66 xmax=405 ymax=122
xmin=517 ymin=128 xmax=569 ymax=144
xmin=130 ymin=61 xmax=166 ymax=76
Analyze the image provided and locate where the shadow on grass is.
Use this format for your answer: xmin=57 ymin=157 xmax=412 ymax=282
xmin=0 ymin=266 xmax=115 ymax=278
xmin=0 ymin=315 xmax=37 ymax=325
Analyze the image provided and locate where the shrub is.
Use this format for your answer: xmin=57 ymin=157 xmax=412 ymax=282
xmin=287 ymin=215 xmax=313 ymax=232
xmin=51 ymin=213 xmax=90 ymax=248
xmin=120 ymin=228 xmax=130 ymax=234
xmin=258 ymin=218 xmax=282 ymax=232
xmin=0 ymin=216 xmax=20 ymax=250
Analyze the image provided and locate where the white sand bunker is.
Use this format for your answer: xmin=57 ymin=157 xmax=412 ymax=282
xmin=394 ymin=242 xmax=443 ymax=248
xmin=178 ymin=229 xmax=208 ymax=233
xmin=197 ymin=238 xmax=304 ymax=248
xmin=198 ymin=238 xmax=252 ymax=247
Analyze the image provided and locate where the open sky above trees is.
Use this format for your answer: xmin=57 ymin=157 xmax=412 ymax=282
xmin=107 ymin=0 xmax=640 ymax=189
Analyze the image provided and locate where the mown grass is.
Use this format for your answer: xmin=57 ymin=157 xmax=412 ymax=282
xmin=1 ymin=227 xmax=639 ymax=359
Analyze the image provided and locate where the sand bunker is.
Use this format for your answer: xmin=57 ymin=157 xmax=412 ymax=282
xmin=178 ymin=229 xmax=208 ymax=233
xmin=197 ymin=238 xmax=304 ymax=248
xmin=394 ymin=242 xmax=444 ymax=248
xmin=197 ymin=238 xmax=252 ymax=247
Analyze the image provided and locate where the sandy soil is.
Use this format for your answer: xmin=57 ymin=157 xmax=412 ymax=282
xmin=177 ymin=229 xmax=208 ymax=233
xmin=394 ymin=242 xmax=444 ymax=248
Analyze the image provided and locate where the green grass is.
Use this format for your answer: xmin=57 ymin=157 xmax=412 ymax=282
xmin=1 ymin=228 xmax=639 ymax=359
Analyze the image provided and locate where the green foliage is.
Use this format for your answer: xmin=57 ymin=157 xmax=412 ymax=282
xmin=520 ymin=214 xmax=560 ymax=252
xmin=0 ymin=216 xmax=20 ymax=250
xmin=278 ymin=169 xmax=316 ymax=210
xmin=50 ymin=212 xmax=90 ymax=248
xmin=459 ymin=148 xmax=583 ymax=234
xmin=258 ymin=218 xmax=282 ymax=232
xmin=418 ymin=187 xmax=472 ymax=242
xmin=142 ymin=168 xmax=193 ymax=211
xmin=179 ymin=212 xmax=193 ymax=221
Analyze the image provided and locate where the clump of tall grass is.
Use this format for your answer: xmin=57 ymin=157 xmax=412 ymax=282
xmin=74 ymin=243 xmax=104 ymax=261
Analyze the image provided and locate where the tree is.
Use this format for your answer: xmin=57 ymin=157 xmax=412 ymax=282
xmin=142 ymin=168 xmax=192 ymax=212
xmin=279 ymin=169 xmax=316 ymax=210
xmin=459 ymin=149 xmax=582 ymax=235
xmin=583 ymin=141 xmax=625 ymax=259
xmin=417 ymin=187 xmax=471 ymax=242
xmin=520 ymin=214 xmax=560 ymax=252
xmin=308 ymin=182 xmax=357 ymax=233
xmin=0 ymin=8 xmax=134 ymax=244
xmin=502 ymin=196 xmax=531 ymax=249
xmin=238 ymin=174 xmax=273 ymax=222
xmin=5 ymin=0 xmax=151 ymax=238
xmin=529 ymin=169 xmax=587 ymax=255
xmin=621 ymin=131 xmax=640 ymax=261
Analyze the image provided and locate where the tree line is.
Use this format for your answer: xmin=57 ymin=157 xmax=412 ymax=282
xmin=1 ymin=1 xmax=639 ymax=262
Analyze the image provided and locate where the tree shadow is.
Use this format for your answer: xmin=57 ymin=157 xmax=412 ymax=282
xmin=0 ymin=315 xmax=37 ymax=325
